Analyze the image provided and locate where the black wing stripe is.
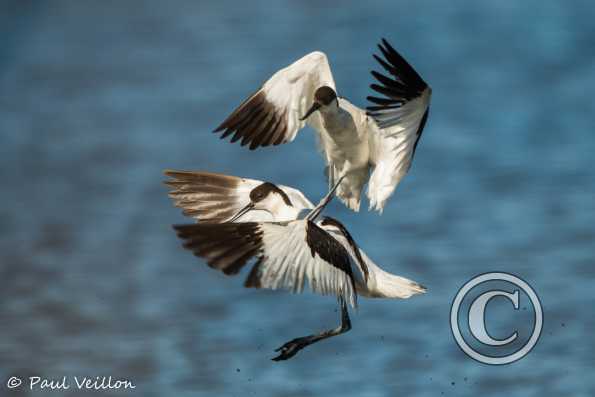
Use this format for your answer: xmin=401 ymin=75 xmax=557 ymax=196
xmin=251 ymin=108 xmax=279 ymax=148
xmin=214 ymin=89 xmax=291 ymax=150
xmin=262 ymin=115 xmax=281 ymax=147
xmin=371 ymin=71 xmax=408 ymax=93
xmin=243 ymin=112 xmax=276 ymax=147
xmin=230 ymin=103 xmax=266 ymax=142
xmin=366 ymin=96 xmax=399 ymax=106
xmin=273 ymin=113 xmax=289 ymax=145
xmin=258 ymin=113 xmax=281 ymax=148
xmin=305 ymin=221 xmax=357 ymax=297
xmin=173 ymin=223 xmax=263 ymax=275
xmin=220 ymin=128 xmax=235 ymax=139
xmin=320 ymin=217 xmax=369 ymax=283
xmin=214 ymin=90 xmax=264 ymax=132
xmin=174 ymin=221 xmax=356 ymax=301
xmin=366 ymin=38 xmax=428 ymax=117
xmin=366 ymin=104 xmax=403 ymax=112
xmin=234 ymin=108 xmax=268 ymax=143
xmin=225 ymin=98 xmax=264 ymax=131
xmin=380 ymin=38 xmax=426 ymax=90
xmin=411 ymin=108 xmax=430 ymax=162
xmin=372 ymin=54 xmax=396 ymax=77
xmin=370 ymin=83 xmax=403 ymax=99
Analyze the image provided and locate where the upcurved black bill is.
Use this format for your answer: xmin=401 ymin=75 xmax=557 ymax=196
xmin=300 ymin=102 xmax=321 ymax=121
xmin=228 ymin=203 xmax=254 ymax=222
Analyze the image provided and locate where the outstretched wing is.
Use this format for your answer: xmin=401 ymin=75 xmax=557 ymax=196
xmin=173 ymin=220 xmax=357 ymax=308
xmin=164 ymin=170 xmax=314 ymax=223
xmin=366 ymin=39 xmax=431 ymax=212
xmin=213 ymin=51 xmax=335 ymax=150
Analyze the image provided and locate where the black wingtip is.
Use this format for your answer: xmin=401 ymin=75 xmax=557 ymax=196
xmin=172 ymin=224 xmax=183 ymax=237
xmin=381 ymin=38 xmax=392 ymax=51
xmin=213 ymin=120 xmax=229 ymax=132
xmin=172 ymin=223 xmax=197 ymax=238
xmin=172 ymin=223 xmax=185 ymax=232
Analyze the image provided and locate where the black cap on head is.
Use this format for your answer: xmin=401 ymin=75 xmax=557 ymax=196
xmin=249 ymin=182 xmax=292 ymax=206
xmin=314 ymin=86 xmax=337 ymax=106
xmin=300 ymin=86 xmax=338 ymax=121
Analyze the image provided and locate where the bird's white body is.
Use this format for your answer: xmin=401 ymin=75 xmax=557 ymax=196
xmin=318 ymin=98 xmax=371 ymax=211
xmin=214 ymin=40 xmax=431 ymax=212
xmin=166 ymin=170 xmax=425 ymax=302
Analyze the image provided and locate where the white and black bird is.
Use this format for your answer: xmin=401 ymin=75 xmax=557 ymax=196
xmin=168 ymin=170 xmax=426 ymax=361
xmin=164 ymin=169 xmax=315 ymax=223
xmin=212 ymin=39 xmax=431 ymax=213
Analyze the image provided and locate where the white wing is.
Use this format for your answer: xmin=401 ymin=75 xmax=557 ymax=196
xmin=254 ymin=221 xmax=357 ymax=307
xmin=366 ymin=39 xmax=431 ymax=212
xmin=164 ymin=170 xmax=314 ymax=222
xmin=173 ymin=220 xmax=357 ymax=308
xmin=213 ymin=51 xmax=335 ymax=150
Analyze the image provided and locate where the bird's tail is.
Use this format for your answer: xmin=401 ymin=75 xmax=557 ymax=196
xmin=371 ymin=271 xmax=427 ymax=299
xmin=386 ymin=274 xmax=426 ymax=298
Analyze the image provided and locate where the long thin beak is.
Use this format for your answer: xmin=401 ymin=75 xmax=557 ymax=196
xmin=306 ymin=174 xmax=346 ymax=221
xmin=228 ymin=202 xmax=254 ymax=222
xmin=300 ymin=102 xmax=321 ymax=121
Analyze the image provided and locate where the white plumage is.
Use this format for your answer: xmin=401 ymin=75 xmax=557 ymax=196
xmin=167 ymin=170 xmax=425 ymax=306
xmin=170 ymin=173 xmax=426 ymax=360
xmin=164 ymin=169 xmax=314 ymax=222
xmin=258 ymin=220 xmax=358 ymax=308
xmin=214 ymin=39 xmax=431 ymax=213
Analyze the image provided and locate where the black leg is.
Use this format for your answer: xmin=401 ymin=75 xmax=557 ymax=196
xmin=271 ymin=296 xmax=352 ymax=361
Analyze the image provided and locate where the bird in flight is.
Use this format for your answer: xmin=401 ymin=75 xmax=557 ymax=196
xmin=166 ymin=170 xmax=426 ymax=360
xmin=213 ymin=39 xmax=431 ymax=213
xmin=164 ymin=169 xmax=315 ymax=223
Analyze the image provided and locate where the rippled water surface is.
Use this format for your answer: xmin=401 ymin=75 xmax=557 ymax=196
xmin=1 ymin=1 xmax=594 ymax=396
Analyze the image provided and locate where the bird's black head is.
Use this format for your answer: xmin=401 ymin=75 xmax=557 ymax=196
xmin=228 ymin=182 xmax=293 ymax=222
xmin=300 ymin=86 xmax=337 ymax=121
xmin=314 ymin=86 xmax=337 ymax=106
xmin=249 ymin=182 xmax=292 ymax=206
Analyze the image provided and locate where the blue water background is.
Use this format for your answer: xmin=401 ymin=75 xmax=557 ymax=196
xmin=1 ymin=1 xmax=594 ymax=396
